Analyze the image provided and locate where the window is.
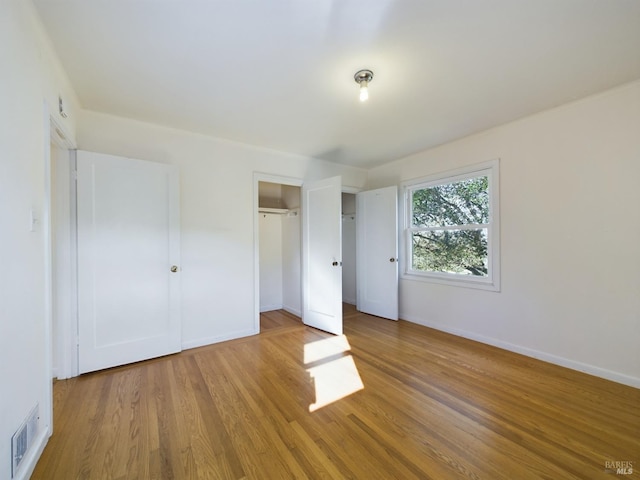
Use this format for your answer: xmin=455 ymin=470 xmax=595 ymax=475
xmin=403 ymin=160 xmax=500 ymax=291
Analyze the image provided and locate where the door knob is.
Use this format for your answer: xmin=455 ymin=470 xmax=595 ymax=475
xmin=332 ymin=261 xmax=342 ymax=266
xmin=389 ymin=258 xmax=396 ymax=263
xmin=170 ymin=265 xmax=179 ymax=273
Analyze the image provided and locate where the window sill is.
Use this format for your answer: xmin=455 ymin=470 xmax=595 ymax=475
xmin=402 ymin=271 xmax=501 ymax=292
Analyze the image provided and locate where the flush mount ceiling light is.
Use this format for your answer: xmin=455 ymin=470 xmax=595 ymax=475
xmin=354 ymin=69 xmax=374 ymax=102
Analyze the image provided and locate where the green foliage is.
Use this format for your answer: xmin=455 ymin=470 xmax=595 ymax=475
xmin=413 ymin=176 xmax=489 ymax=227
xmin=411 ymin=176 xmax=489 ymax=276
xmin=412 ymin=229 xmax=488 ymax=276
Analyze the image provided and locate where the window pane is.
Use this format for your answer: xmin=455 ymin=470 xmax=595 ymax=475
xmin=411 ymin=229 xmax=488 ymax=276
xmin=412 ymin=176 xmax=489 ymax=228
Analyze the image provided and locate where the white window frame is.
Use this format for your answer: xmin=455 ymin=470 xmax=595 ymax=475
xmin=401 ymin=159 xmax=500 ymax=291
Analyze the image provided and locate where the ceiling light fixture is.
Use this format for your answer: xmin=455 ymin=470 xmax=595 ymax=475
xmin=354 ymin=69 xmax=374 ymax=102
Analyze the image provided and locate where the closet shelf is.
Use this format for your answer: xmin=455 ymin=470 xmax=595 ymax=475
xmin=259 ymin=207 xmax=289 ymax=214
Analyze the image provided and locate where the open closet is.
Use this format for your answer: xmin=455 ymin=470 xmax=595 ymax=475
xmin=258 ymin=182 xmax=357 ymax=326
xmin=258 ymin=182 xmax=302 ymax=316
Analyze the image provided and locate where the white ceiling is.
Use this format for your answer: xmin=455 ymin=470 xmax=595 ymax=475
xmin=33 ymin=0 xmax=640 ymax=168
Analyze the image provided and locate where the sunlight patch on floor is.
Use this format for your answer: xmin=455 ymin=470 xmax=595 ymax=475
xmin=304 ymin=334 xmax=351 ymax=364
xmin=304 ymin=335 xmax=364 ymax=412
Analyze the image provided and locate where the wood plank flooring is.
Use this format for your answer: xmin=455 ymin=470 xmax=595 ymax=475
xmin=259 ymin=308 xmax=302 ymax=332
xmin=33 ymin=305 xmax=639 ymax=479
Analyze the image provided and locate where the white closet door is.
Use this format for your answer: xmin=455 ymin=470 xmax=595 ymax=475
xmin=77 ymin=151 xmax=181 ymax=374
xmin=302 ymin=176 xmax=343 ymax=335
xmin=357 ymin=186 xmax=398 ymax=320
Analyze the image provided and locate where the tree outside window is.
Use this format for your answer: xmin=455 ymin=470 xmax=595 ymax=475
xmin=404 ymin=161 xmax=500 ymax=291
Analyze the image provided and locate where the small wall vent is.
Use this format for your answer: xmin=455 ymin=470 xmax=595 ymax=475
xmin=11 ymin=404 xmax=39 ymax=478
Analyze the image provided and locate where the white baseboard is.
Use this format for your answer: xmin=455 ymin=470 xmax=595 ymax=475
xmin=182 ymin=327 xmax=258 ymax=350
xmin=283 ymin=305 xmax=302 ymax=317
xmin=400 ymin=312 xmax=640 ymax=389
xmin=260 ymin=303 xmax=283 ymax=313
xmin=343 ymin=297 xmax=356 ymax=305
xmin=14 ymin=427 xmax=49 ymax=480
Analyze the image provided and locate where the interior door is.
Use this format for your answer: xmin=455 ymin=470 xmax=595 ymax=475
xmin=302 ymin=176 xmax=343 ymax=335
xmin=77 ymin=151 xmax=181 ymax=374
xmin=357 ymin=186 xmax=399 ymax=320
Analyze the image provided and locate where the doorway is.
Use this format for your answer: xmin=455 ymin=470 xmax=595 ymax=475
xmin=48 ymin=120 xmax=77 ymax=381
xmin=258 ymin=181 xmax=302 ymax=320
xmin=256 ymin=177 xmax=358 ymax=334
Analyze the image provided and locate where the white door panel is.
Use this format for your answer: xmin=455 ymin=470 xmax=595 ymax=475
xmin=302 ymin=176 xmax=343 ymax=335
xmin=77 ymin=151 xmax=181 ymax=373
xmin=357 ymin=186 xmax=398 ymax=320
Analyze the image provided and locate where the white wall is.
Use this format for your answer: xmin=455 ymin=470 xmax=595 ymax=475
xmin=341 ymin=193 xmax=357 ymax=305
xmin=0 ymin=1 xmax=79 ymax=478
xmin=282 ymin=210 xmax=302 ymax=316
xmin=282 ymin=185 xmax=301 ymax=209
xmin=342 ymin=214 xmax=357 ymax=305
xmin=281 ymin=185 xmax=302 ymax=315
xmin=341 ymin=192 xmax=356 ymax=215
xmin=51 ymin=144 xmax=73 ymax=378
xmin=367 ymin=81 xmax=640 ymax=387
xmin=259 ymin=182 xmax=284 ymax=209
xmin=259 ymin=213 xmax=284 ymax=312
xmin=77 ymin=110 xmax=367 ymax=348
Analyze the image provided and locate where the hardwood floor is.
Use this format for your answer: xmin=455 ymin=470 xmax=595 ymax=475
xmin=259 ymin=308 xmax=302 ymax=332
xmin=34 ymin=305 xmax=639 ymax=479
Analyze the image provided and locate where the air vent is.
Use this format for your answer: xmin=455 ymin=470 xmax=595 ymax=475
xmin=11 ymin=404 xmax=39 ymax=478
